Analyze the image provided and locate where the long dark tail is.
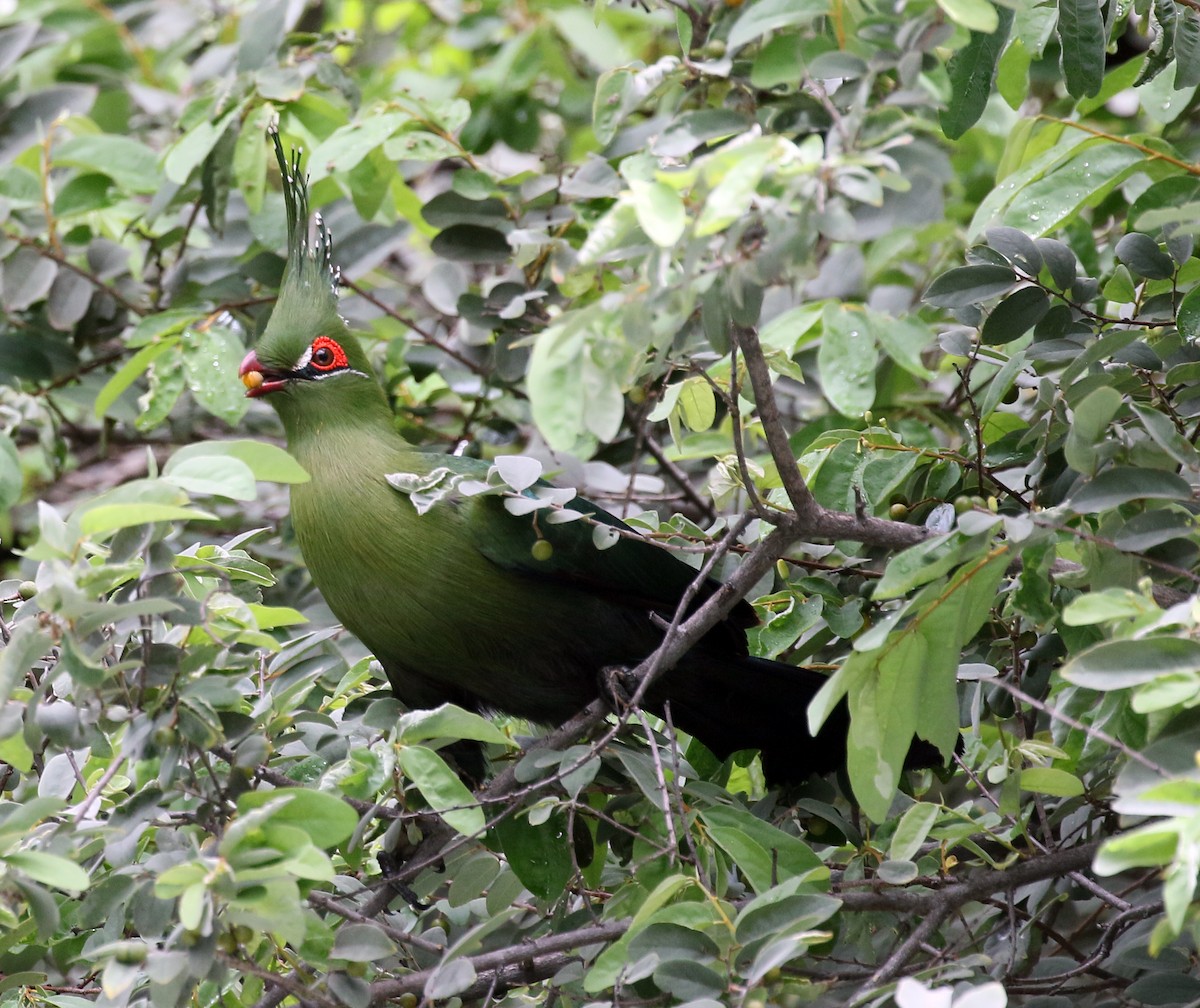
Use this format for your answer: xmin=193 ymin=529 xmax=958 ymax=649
xmin=651 ymin=654 xmax=946 ymax=784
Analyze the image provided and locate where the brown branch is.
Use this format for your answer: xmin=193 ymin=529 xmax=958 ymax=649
xmin=340 ymin=276 xmax=488 ymax=376
xmin=366 ymin=920 xmax=630 ymax=1002
xmin=732 ymin=324 xmax=929 ymax=549
xmin=1 ymin=229 xmax=145 ymax=316
xmin=355 ymin=840 xmax=1111 ymax=1004
xmin=849 ymin=838 xmax=1104 ymax=996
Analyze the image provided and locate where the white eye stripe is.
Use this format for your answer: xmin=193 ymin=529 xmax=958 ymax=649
xmin=309 ymin=368 xmax=368 ymax=382
xmin=293 ymin=345 xmax=314 ymax=370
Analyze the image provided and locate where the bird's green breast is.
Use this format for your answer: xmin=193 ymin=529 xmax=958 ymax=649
xmin=284 ymin=427 xmax=647 ymax=719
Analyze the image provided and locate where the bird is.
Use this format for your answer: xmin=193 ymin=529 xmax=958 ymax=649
xmin=238 ymin=133 xmax=934 ymax=785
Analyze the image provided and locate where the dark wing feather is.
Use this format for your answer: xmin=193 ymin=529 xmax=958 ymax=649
xmin=413 ymin=453 xmax=756 ymax=650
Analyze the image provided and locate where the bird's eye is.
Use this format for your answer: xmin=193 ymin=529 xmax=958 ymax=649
xmin=307 ymin=336 xmax=347 ymax=372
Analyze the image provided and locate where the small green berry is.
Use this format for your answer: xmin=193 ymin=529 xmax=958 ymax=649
xmin=531 ymin=539 xmax=554 ymax=561
xmin=18 ymin=581 xmax=37 ymax=600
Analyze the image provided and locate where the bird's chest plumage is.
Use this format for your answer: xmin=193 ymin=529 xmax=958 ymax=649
xmin=289 ymin=457 xmax=477 ymax=659
xmin=285 ymin=442 xmax=641 ymax=720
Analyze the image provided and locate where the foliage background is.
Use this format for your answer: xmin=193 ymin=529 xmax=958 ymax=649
xmin=2 ymin=0 xmax=1200 ymax=1004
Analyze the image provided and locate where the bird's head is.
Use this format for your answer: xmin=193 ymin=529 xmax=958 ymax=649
xmin=240 ymin=129 xmax=379 ymax=420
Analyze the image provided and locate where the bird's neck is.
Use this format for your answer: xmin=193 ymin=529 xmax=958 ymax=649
xmin=275 ymin=381 xmax=410 ymax=469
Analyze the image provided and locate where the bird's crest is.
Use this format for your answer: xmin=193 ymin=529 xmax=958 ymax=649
xmin=270 ymin=125 xmax=340 ymax=301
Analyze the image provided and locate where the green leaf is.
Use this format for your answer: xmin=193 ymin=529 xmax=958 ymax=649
xmin=630 ymin=179 xmax=686 ymax=247
xmin=331 ymin=923 xmax=397 ymax=962
xmin=421 ymin=191 xmax=509 ymax=229
xmin=1067 ymin=466 xmax=1192 ymax=512
xmin=1062 ymin=637 xmax=1200 ymax=690
xmin=700 ymin=806 xmax=823 ymax=893
xmin=678 ymin=377 xmax=716 ymax=431
xmin=819 ymin=304 xmax=876 ymax=417
xmin=1176 ymin=285 xmax=1200 ymax=340
xmin=1001 ymin=142 xmax=1144 ymax=235
xmin=924 ymin=265 xmax=1016 ymax=307
xmin=937 ymin=0 xmax=998 ymax=34
xmin=431 ymin=224 xmax=511 ymax=263
xmin=0 ymin=622 xmax=52 ymax=708
xmin=4 ymin=851 xmax=89 ymax=893
xmin=1057 ymin=0 xmax=1104 ymax=97
xmin=236 ymin=788 xmax=358 ymax=848
xmin=79 ymin=503 xmax=218 ymax=538
xmin=889 ymin=802 xmax=940 ymax=862
xmin=0 ymin=434 xmax=22 ymax=511
xmin=877 ymin=859 xmax=919 ymax=884
xmin=163 ymin=456 xmax=257 ymax=501
xmin=1114 ymin=232 xmax=1175 ymax=280
xmin=94 ymin=339 xmax=179 ymax=419
xmin=183 ymin=324 xmax=248 ymax=425
xmin=307 ymin=113 xmax=412 ymax=180
xmin=166 ymin=440 xmax=310 ymax=484
xmin=54 ymin=135 xmax=160 ymax=193
xmin=163 ymin=104 xmax=244 ymax=184
xmin=1095 ymin=826 xmax=1178 ymax=874
xmin=981 ymin=287 xmax=1050 ymax=344
xmin=727 ymin=0 xmax=831 ymax=50
xmin=396 ymin=703 xmax=511 ymax=746
xmin=424 ymin=957 xmax=477 ymax=1000
xmin=695 ymin=138 xmax=776 ymax=236
xmin=1130 ymin=404 xmax=1200 ymax=468
xmin=1063 ymin=385 xmax=1122 ymax=476
xmin=940 ymin=6 xmax=1014 ymax=139
xmin=849 ymin=549 xmax=1007 ymax=820
xmin=1019 ymin=767 xmax=1085 ymax=797
xmin=986 ymin=226 xmax=1043 ymax=274
xmin=491 ymin=810 xmax=573 ymax=901
xmin=529 ymin=305 xmax=626 ymax=452
xmin=1061 ymin=588 xmax=1156 ymax=626
xmin=399 ymin=745 xmax=485 ymax=836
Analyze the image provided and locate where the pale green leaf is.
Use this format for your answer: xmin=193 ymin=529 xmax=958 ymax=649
xmin=399 ymin=746 xmax=485 ymax=836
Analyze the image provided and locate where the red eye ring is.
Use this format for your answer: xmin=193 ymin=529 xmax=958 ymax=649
xmin=309 ymin=335 xmax=347 ymax=372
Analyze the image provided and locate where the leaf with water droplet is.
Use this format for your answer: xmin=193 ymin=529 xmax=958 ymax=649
xmin=184 ymin=325 xmax=248 ymax=426
xmin=819 ymin=304 xmax=876 ymax=418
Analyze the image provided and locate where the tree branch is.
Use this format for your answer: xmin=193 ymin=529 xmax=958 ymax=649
xmin=732 ymin=324 xmax=928 ymax=548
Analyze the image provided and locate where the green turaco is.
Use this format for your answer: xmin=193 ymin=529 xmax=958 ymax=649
xmin=239 ymin=134 xmax=930 ymax=783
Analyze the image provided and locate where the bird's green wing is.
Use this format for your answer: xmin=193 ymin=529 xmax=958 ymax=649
xmin=388 ymin=452 xmax=754 ymax=637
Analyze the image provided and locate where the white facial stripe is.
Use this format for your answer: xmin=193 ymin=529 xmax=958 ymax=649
xmin=309 ymin=369 xmax=369 ymax=382
xmin=293 ymin=346 xmax=313 ymax=370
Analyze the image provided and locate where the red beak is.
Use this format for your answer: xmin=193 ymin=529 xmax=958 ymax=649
xmin=239 ymin=350 xmax=288 ymax=398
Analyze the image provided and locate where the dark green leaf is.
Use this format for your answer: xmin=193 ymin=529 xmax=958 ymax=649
xmin=1115 ymin=232 xmax=1175 ymax=280
xmin=940 ymin=6 xmax=1014 ymax=139
xmin=924 ymin=265 xmax=1016 ymax=307
xmin=1177 ymin=285 xmax=1200 ymax=340
xmin=1067 ymin=466 xmax=1192 ymax=512
xmin=1057 ymin=0 xmax=1105 ymax=97
xmin=431 ymin=224 xmax=512 ymax=263
xmin=1034 ymin=238 xmax=1078 ymax=289
xmin=491 ymin=810 xmax=573 ymax=901
xmin=981 ymin=286 xmax=1050 ymax=344
xmin=422 ymin=191 xmax=510 ymax=229
xmin=986 ymin=226 xmax=1042 ymax=274
xmin=1177 ymin=10 xmax=1200 ymax=88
